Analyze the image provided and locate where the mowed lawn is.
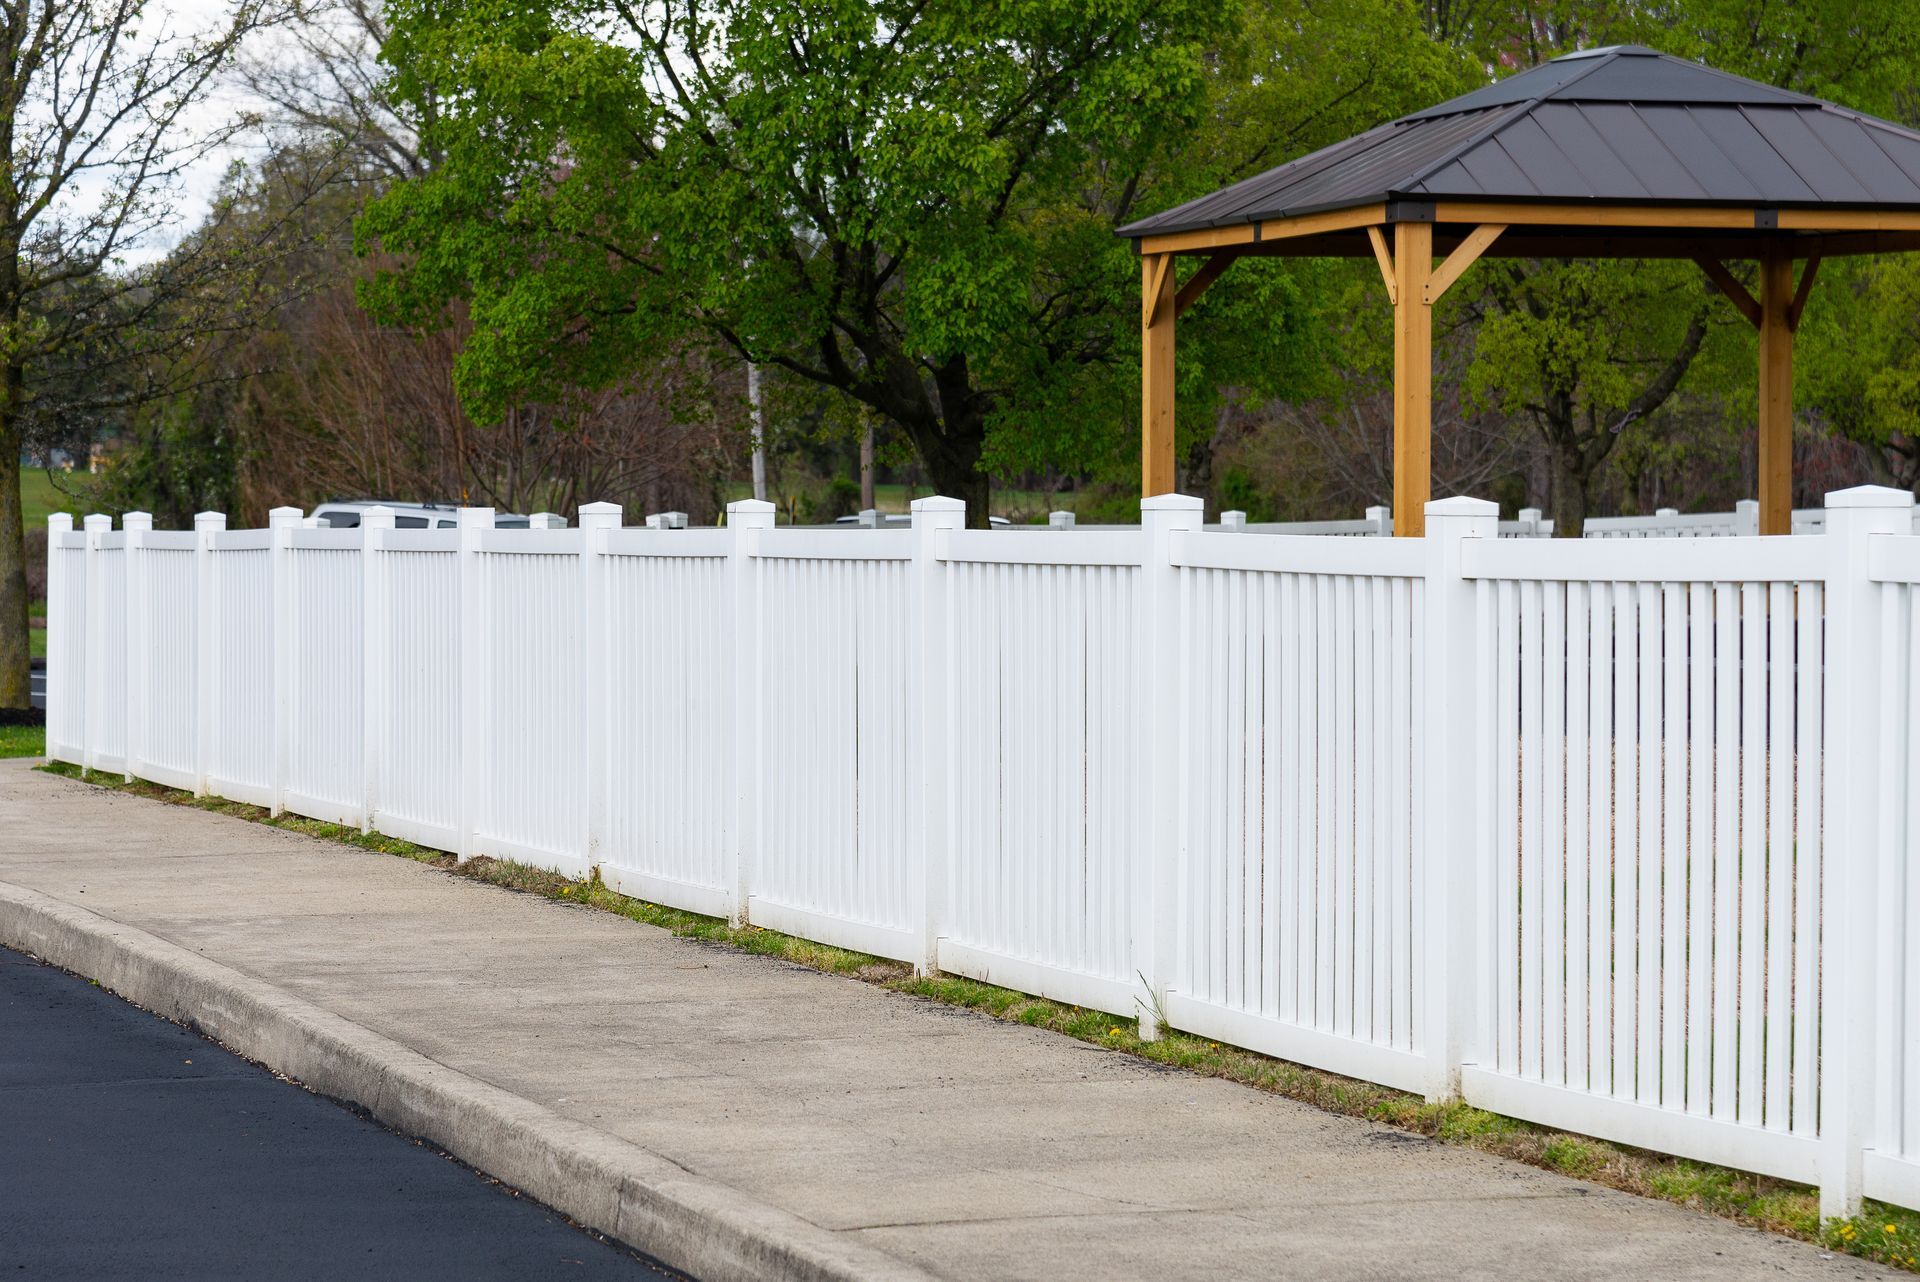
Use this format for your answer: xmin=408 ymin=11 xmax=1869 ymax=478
xmin=21 ymin=467 xmax=81 ymax=662
xmin=0 ymin=723 xmax=44 ymax=758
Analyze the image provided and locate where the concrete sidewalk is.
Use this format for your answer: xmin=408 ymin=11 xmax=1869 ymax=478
xmin=0 ymin=760 xmax=1893 ymax=1281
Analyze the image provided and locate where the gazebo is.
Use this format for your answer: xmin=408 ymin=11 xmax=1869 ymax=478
xmin=1120 ymin=45 xmax=1920 ymax=535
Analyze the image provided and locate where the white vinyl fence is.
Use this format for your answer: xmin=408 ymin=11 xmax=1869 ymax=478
xmin=43 ymin=487 xmax=1920 ymax=1219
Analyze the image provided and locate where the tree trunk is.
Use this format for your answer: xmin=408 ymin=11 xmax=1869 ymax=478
xmin=1550 ymin=446 xmax=1590 ymax=539
xmin=0 ymin=414 xmax=29 ymax=711
xmin=923 ymin=443 xmax=990 ymax=527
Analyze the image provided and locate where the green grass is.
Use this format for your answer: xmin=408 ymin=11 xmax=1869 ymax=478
xmin=20 ymin=467 xmax=84 ymax=529
xmin=1 ymin=723 xmax=45 ymax=758
xmin=29 ymin=626 xmax=45 ymax=660
xmin=31 ymin=757 xmax=1920 ymax=1273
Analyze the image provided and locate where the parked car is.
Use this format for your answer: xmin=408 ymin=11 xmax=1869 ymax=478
xmin=309 ymin=500 xmax=537 ymax=530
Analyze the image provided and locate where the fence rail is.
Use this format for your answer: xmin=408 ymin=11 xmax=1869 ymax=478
xmin=42 ymin=488 xmax=1920 ymax=1220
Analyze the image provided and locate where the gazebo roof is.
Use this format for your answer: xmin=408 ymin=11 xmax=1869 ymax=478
xmin=1121 ymin=46 xmax=1920 ymax=246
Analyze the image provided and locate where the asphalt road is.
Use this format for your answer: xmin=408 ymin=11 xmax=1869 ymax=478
xmin=0 ymin=946 xmax=686 ymax=1281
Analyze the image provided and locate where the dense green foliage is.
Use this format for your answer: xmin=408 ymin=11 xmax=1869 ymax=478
xmin=358 ymin=0 xmax=1479 ymax=520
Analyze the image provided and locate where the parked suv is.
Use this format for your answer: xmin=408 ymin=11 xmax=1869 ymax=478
xmin=309 ymin=500 xmax=538 ymax=530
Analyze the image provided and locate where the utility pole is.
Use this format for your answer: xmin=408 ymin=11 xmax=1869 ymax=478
xmin=860 ymin=420 xmax=875 ymax=512
xmin=748 ymin=363 xmax=768 ymax=503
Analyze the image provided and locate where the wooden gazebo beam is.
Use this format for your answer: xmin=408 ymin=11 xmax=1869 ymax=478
xmin=1134 ymin=199 xmax=1899 ymax=531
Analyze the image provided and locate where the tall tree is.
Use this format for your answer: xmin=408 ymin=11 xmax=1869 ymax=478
xmin=362 ymin=0 xmax=1393 ymax=525
xmin=0 ymin=0 xmax=283 ymax=710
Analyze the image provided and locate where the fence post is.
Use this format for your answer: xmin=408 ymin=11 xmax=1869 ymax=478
xmin=267 ymin=506 xmax=302 ymax=816
xmin=359 ymin=506 xmax=395 ymax=834
xmin=1734 ymin=499 xmax=1760 ymax=536
xmin=1820 ymin=484 xmax=1912 ymax=1219
xmin=725 ymin=499 xmax=775 ymax=925
xmin=1420 ymin=496 xmax=1498 ymax=1100
xmin=45 ymin=514 xmax=72 ymax=760
xmin=577 ymin=501 xmax=622 ymax=871
xmin=910 ymin=495 xmax=964 ymax=976
xmin=1048 ymin=510 xmax=1075 ymax=529
xmin=81 ymin=515 xmax=110 ymax=775
xmin=456 ymin=507 xmax=496 ymax=862
xmin=120 ymin=511 xmax=152 ymax=782
xmin=1219 ymin=510 xmax=1246 ymax=532
xmin=193 ymin=512 xmax=226 ymax=797
xmin=1137 ymin=492 xmax=1203 ymax=1039
xmin=1366 ymin=505 xmax=1392 ymax=537
xmin=530 ymin=512 xmax=565 ymax=529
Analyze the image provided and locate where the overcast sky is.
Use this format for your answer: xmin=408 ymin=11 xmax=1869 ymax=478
xmin=106 ymin=0 xmax=306 ymax=264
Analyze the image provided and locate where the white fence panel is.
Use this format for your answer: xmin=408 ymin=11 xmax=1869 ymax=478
xmin=372 ymin=534 xmax=462 ymax=850
xmin=1459 ymin=536 xmax=1826 ymax=1184
xmin=282 ymin=531 xmax=365 ymax=825
xmin=84 ymin=531 xmax=128 ymax=776
xmin=1168 ymin=532 xmax=1430 ymax=1091
xmin=750 ymin=530 xmax=917 ymax=960
xmin=940 ymin=531 xmax=1143 ymax=1014
xmin=1868 ymin=534 xmax=1920 ymax=1212
xmin=129 ymin=532 xmax=199 ymax=791
xmin=472 ymin=531 xmax=586 ymax=876
xmin=45 ymin=526 xmax=86 ymax=763
xmin=205 ymin=535 xmax=274 ymax=806
xmin=600 ymin=534 xmax=733 ymax=916
xmin=45 ymin=488 xmax=1920 ymax=1220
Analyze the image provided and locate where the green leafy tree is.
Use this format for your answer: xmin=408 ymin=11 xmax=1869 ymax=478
xmin=361 ymin=0 xmax=1468 ymax=525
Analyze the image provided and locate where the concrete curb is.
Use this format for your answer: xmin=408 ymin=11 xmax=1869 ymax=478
xmin=0 ymin=880 xmax=936 ymax=1282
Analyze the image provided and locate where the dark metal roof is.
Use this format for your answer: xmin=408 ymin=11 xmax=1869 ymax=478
xmin=1121 ymin=46 xmax=1920 ymax=238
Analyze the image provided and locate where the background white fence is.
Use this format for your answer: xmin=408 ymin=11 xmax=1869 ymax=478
xmin=43 ymin=488 xmax=1920 ymax=1219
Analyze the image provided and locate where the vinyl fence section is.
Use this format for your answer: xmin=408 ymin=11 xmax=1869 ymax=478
xmin=44 ymin=487 xmax=1920 ymax=1219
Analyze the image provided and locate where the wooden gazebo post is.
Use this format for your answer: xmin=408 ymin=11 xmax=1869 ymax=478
xmin=1391 ymin=221 xmax=1432 ymax=538
xmin=1141 ymin=254 xmax=1176 ymax=497
xmin=1758 ymin=249 xmax=1797 ymax=537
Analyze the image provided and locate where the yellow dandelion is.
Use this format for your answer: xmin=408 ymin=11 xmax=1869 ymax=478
xmin=1884 ymin=1224 xmax=1898 ymax=1234
xmin=1108 ymin=1027 xmax=1119 ymax=1036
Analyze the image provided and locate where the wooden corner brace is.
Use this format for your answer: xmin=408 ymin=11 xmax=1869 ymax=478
xmin=1697 ymin=253 xmax=1819 ymax=332
xmin=1423 ymin=224 xmax=1505 ymax=305
xmin=1173 ymin=252 xmax=1239 ymax=319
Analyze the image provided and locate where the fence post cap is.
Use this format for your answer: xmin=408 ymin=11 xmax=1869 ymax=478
xmin=578 ymin=500 xmax=622 ymax=518
xmin=528 ymin=512 xmax=565 ymax=529
xmin=360 ymin=505 xmax=397 ymax=529
xmin=1424 ymin=496 xmax=1497 ymax=518
xmin=122 ymin=511 xmax=154 ymax=530
xmin=727 ymin=498 xmax=776 ymax=516
xmin=1139 ymin=493 xmax=1203 ymax=513
xmin=82 ymin=513 xmax=111 ymax=532
xmin=1825 ymin=484 xmax=1914 ymax=510
xmin=267 ymin=506 xmax=303 ymax=528
xmin=456 ymin=506 xmax=496 ymax=528
xmin=47 ymin=512 xmax=72 ymax=532
xmin=193 ymin=511 xmax=228 ymax=531
xmin=909 ymin=495 xmax=964 ymax=514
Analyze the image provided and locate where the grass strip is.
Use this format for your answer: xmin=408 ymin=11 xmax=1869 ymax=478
xmin=1 ymin=724 xmax=46 ymax=759
xmin=33 ymin=759 xmax=1920 ymax=1273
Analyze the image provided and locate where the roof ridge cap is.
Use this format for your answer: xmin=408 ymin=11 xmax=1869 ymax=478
xmin=1394 ymin=50 xmax=1620 ymax=194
